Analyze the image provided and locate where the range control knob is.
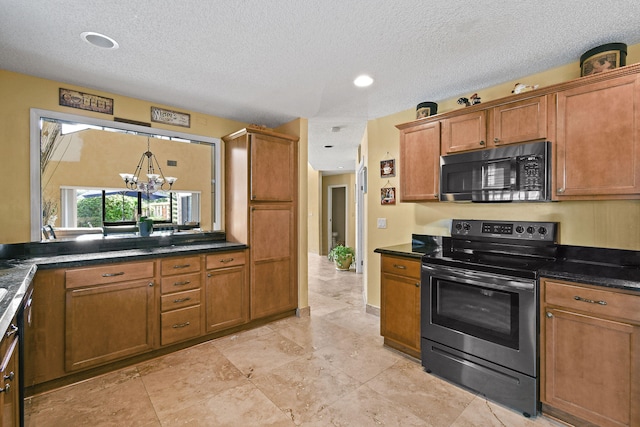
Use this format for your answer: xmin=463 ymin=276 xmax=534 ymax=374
xmin=538 ymin=226 xmax=547 ymax=235
xmin=455 ymin=223 xmax=463 ymax=231
xmin=526 ymin=226 xmax=536 ymax=234
xmin=515 ymin=225 xmax=525 ymax=234
xmin=463 ymin=222 xmax=471 ymax=231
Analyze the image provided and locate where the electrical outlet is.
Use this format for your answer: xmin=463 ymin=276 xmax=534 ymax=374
xmin=377 ymin=218 xmax=387 ymax=229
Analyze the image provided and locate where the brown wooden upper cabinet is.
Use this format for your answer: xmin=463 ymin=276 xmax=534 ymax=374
xmin=397 ymin=121 xmax=441 ymax=202
xmin=250 ymin=132 xmax=296 ymax=202
xmin=441 ymin=96 xmax=548 ymax=154
xmin=555 ymin=73 xmax=640 ymax=199
xmin=491 ymin=96 xmax=548 ymax=146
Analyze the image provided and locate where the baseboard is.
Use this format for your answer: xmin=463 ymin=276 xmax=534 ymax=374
xmin=296 ymin=306 xmax=311 ymax=317
xmin=365 ymin=304 xmax=380 ymax=316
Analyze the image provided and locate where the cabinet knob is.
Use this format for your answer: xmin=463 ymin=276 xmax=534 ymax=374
xmin=546 ymin=312 xmax=553 ymax=318
xmin=415 ymin=282 xmax=420 ymax=288
xmin=0 ymin=384 xmax=9 ymax=394
xmin=479 ymin=140 xmax=485 ymax=146
xmin=494 ymin=137 xmax=500 ymax=143
xmin=557 ymin=188 xmax=565 ymax=194
xmin=3 ymin=372 xmax=14 ymax=382
xmin=148 ymin=282 xmax=154 ymax=287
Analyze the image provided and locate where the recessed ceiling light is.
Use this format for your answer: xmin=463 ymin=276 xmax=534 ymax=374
xmin=354 ymin=74 xmax=374 ymax=87
xmin=81 ymin=32 xmax=119 ymax=50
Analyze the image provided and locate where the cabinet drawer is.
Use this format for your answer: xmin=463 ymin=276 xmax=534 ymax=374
xmin=381 ymin=256 xmax=421 ymax=279
xmin=206 ymin=251 xmax=246 ymax=270
xmin=160 ymin=272 xmax=201 ymax=294
xmin=543 ymin=279 xmax=640 ymax=323
xmin=66 ymin=261 xmax=154 ymax=289
xmin=161 ymin=288 xmax=201 ymax=312
xmin=160 ymin=255 xmax=201 ymax=276
xmin=161 ymin=305 xmax=201 ymax=345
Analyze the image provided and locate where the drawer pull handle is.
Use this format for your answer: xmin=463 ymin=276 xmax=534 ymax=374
xmin=102 ymin=272 xmax=125 ymax=277
xmin=173 ymin=281 xmax=191 ymax=286
xmin=172 ymin=321 xmax=191 ymax=329
xmin=5 ymin=324 xmax=18 ymax=338
xmin=173 ymin=297 xmax=192 ymax=303
xmin=3 ymin=372 xmax=14 ymax=382
xmin=0 ymin=384 xmax=10 ymax=393
xmin=173 ymin=264 xmax=191 ymax=269
xmin=220 ymin=258 xmax=235 ymax=263
xmin=393 ymin=264 xmax=407 ymax=270
xmin=574 ymin=295 xmax=607 ymax=305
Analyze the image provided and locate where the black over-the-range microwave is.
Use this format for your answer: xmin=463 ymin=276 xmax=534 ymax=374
xmin=439 ymin=141 xmax=551 ymax=202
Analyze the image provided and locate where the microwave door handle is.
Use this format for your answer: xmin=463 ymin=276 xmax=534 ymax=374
xmin=510 ymin=157 xmax=518 ymax=189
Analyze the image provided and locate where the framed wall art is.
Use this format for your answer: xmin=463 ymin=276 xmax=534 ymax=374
xmin=381 ymin=186 xmax=396 ymax=205
xmin=151 ymin=106 xmax=191 ymax=127
xmin=59 ymin=88 xmax=114 ymax=114
xmin=380 ymin=159 xmax=395 ymax=178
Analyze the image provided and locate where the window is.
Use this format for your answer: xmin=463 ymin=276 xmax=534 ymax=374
xmin=31 ymin=108 xmax=220 ymax=241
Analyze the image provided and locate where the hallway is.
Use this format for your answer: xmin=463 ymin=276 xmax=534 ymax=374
xmin=25 ymin=254 xmax=564 ymax=426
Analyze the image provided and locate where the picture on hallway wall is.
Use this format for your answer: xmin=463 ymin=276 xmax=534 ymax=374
xmin=381 ymin=187 xmax=396 ymax=205
xmin=380 ymin=159 xmax=395 ymax=177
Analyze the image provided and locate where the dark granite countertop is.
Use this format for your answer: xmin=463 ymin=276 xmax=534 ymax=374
xmin=375 ymin=238 xmax=640 ymax=293
xmin=0 ymin=233 xmax=247 ymax=341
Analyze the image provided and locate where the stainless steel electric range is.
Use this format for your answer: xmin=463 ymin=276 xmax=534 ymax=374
xmin=420 ymin=219 xmax=558 ymax=418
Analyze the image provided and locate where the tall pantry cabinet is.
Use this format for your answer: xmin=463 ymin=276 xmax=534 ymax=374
xmin=223 ymin=126 xmax=299 ymax=320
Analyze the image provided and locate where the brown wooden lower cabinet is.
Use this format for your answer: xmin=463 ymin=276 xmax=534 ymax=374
xmin=25 ymin=249 xmax=265 ymax=393
xmin=0 ymin=317 xmax=20 ymax=427
xmin=380 ymin=254 xmax=421 ymax=358
xmin=540 ymin=277 xmax=640 ymax=427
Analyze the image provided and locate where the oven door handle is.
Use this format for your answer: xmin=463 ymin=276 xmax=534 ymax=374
xmin=422 ymin=264 xmax=535 ymax=292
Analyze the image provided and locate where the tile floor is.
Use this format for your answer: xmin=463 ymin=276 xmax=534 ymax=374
xmin=25 ymin=254 xmax=567 ymax=426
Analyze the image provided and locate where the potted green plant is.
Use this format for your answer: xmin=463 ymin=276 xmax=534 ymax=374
xmin=328 ymin=245 xmax=355 ymax=271
xmin=138 ymin=216 xmax=153 ymax=237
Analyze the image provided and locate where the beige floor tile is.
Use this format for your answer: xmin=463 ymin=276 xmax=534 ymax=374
xmin=25 ymin=368 xmax=159 ymax=426
xmin=303 ymin=384 xmax=429 ymax=426
xmin=137 ymin=342 xmax=247 ymax=420
xmin=268 ymin=314 xmax=363 ymax=352
xmin=451 ymin=397 xmax=568 ymax=427
xmin=366 ymin=358 xmax=476 ymax=425
xmin=251 ymin=354 xmax=362 ymax=425
xmin=157 ymin=382 xmax=295 ymax=426
xmin=215 ymin=329 xmax=307 ymax=379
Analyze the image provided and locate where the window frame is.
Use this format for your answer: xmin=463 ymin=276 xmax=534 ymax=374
xmin=30 ymin=108 xmax=221 ymax=241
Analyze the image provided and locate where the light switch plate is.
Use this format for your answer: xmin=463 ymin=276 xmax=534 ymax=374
xmin=377 ymin=218 xmax=387 ymax=229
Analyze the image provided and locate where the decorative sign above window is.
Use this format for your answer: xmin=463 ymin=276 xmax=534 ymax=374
xmin=151 ymin=106 xmax=190 ymax=128
xmin=59 ymin=88 xmax=114 ymax=115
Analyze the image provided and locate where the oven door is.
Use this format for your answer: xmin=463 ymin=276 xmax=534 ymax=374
xmin=421 ymin=263 xmax=537 ymax=376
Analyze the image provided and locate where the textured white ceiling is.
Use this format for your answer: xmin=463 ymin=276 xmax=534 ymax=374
xmin=2 ymin=1 xmax=640 ymax=172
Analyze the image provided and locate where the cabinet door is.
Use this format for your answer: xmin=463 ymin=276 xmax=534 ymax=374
xmin=441 ymin=110 xmax=487 ymax=153
xmin=250 ymin=133 xmax=295 ymax=202
xmin=0 ymin=336 xmax=19 ymax=427
xmin=542 ymin=308 xmax=639 ymax=427
xmin=380 ymin=271 xmax=420 ymax=357
xmin=65 ymin=279 xmax=155 ymax=371
xmin=205 ymin=265 xmax=248 ymax=332
xmin=399 ymin=121 xmax=441 ymax=202
xmin=250 ymin=204 xmax=297 ymax=319
xmin=492 ymin=96 xmax=547 ymax=146
xmin=555 ymin=74 xmax=640 ymax=198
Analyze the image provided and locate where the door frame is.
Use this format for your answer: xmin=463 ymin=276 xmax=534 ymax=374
xmin=355 ymin=159 xmax=366 ymax=274
xmin=327 ymin=184 xmax=348 ymax=254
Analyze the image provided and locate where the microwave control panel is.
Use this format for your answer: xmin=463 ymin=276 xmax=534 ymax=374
xmin=517 ymin=154 xmax=545 ymax=191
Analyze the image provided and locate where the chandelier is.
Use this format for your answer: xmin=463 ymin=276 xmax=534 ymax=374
xmin=119 ymin=137 xmax=177 ymax=193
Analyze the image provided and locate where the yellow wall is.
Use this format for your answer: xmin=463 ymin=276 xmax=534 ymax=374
xmin=321 ymin=173 xmax=356 ymax=255
xmin=364 ymin=43 xmax=640 ymax=309
xmin=307 ymin=164 xmax=322 ymax=254
xmin=0 ymin=69 xmax=247 ymax=243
